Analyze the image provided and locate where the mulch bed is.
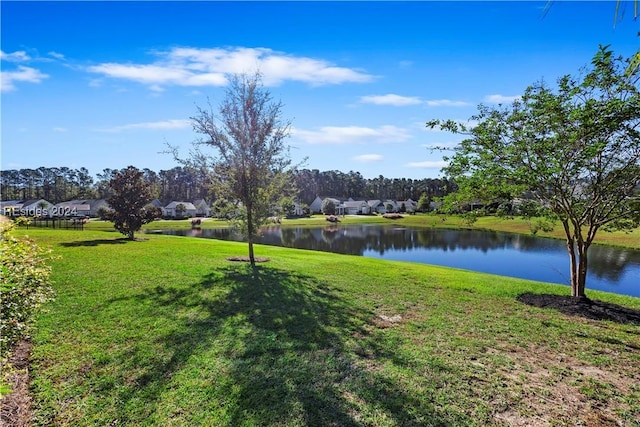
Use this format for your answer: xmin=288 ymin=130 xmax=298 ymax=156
xmin=517 ymin=292 xmax=640 ymax=324
xmin=1 ymin=340 xmax=32 ymax=427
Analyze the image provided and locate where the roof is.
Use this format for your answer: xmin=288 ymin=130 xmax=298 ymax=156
xmin=342 ymin=200 xmax=368 ymax=208
xmin=192 ymin=199 xmax=210 ymax=207
xmin=21 ymin=199 xmax=52 ymax=207
xmin=165 ymin=201 xmax=197 ymax=210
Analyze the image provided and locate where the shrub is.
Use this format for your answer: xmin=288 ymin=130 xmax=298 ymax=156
xmin=0 ymin=217 xmax=55 ymax=360
xmin=382 ymin=213 xmax=404 ymax=220
xmin=13 ymin=216 xmax=31 ymax=227
xmin=530 ymin=218 xmax=555 ymax=235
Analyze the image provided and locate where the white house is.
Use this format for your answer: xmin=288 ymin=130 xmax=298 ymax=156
xmin=82 ymin=199 xmax=111 ymax=217
xmin=367 ymin=200 xmax=387 ymax=214
xmin=383 ymin=200 xmax=398 ymax=213
xmin=20 ymin=199 xmax=55 ymax=216
xmin=192 ymin=199 xmax=211 ymax=217
xmin=292 ymin=201 xmax=304 ymax=216
xmin=309 ymin=197 xmax=346 ymax=214
xmin=55 ymin=200 xmax=91 ymax=217
xmin=398 ymin=199 xmax=418 ymax=213
xmin=55 ymin=199 xmax=110 ymax=217
xmin=342 ymin=200 xmax=370 ymax=215
xmin=163 ymin=201 xmax=197 ymax=218
xmin=308 ymin=196 xmax=324 ymax=214
xmin=1 ymin=199 xmax=54 ymax=216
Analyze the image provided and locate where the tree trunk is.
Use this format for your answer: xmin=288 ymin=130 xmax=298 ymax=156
xmin=573 ymin=244 xmax=589 ymax=299
xmin=562 ymin=221 xmax=580 ymax=297
xmin=247 ymin=206 xmax=256 ymax=268
xmin=128 ymin=230 xmax=135 ymax=240
xmin=567 ymin=241 xmax=590 ymax=298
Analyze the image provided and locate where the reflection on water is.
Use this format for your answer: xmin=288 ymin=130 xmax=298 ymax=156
xmin=151 ymin=225 xmax=640 ymax=297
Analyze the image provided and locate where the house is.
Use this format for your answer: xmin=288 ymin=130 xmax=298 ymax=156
xmin=19 ymin=199 xmax=55 ymax=216
xmin=367 ymin=200 xmax=387 ymax=214
xmin=309 ymin=197 xmax=347 ymax=215
xmin=149 ymin=199 xmax=164 ymax=208
xmin=308 ymin=196 xmax=324 ymax=214
xmin=55 ymin=200 xmax=91 ymax=217
xmin=192 ymin=199 xmax=211 ymax=217
xmin=292 ymin=201 xmax=304 ymax=217
xmin=383 ymin=200 xmax=398 ymax=213
xmin=1 ymin=200 xmax=24 ymax=216
xmin=54 ymin=199 xmax=109 ymax=217
xmin=0 ymin=199 xmax=55 ymax=216
xmin=163 ymin=201 xmax=197 ymax=218
xmin=83 ymin=199 xmax=111 ymax=217
xmin=342 ymin=200 xmax=370 ymax=215
xmin=398 ymin=199 xmax=418 ymax=213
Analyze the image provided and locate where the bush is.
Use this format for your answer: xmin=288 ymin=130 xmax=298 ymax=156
xmin=13 ymin=216 xmax=31 ymax=227
xmin=0 ymin=217 xmax=55 ymax=360
xmin=382 ymin=213 xmax=404 ymax=220
xmin=530 ymin=217 xmax=555 ymax=235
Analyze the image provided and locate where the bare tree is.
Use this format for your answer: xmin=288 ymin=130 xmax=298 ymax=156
xmin=186 ymin=73 xmax=298 ymax=267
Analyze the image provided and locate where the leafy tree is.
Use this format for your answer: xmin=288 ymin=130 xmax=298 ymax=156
xmin=278 ymin=196 xmax=296 ymax=218
xmin=321 ymin=198 xmax=336 ymax=215
xmin=107 ymin=166 xmax=159 ymax=240
xmin=96 ymin=206 xmax=112 ymax=221
xmin=184 ymin=73 xmax=297 ymax=267
xmin=417 ymin=193 xmax=431 ymax=212
xmin=175 ymin=203 xmax=187 ymax=219
xmin=427 ymin=46 xmax=640 ymax=298
xmin=211 ymin=198 xmax=234 ymax=220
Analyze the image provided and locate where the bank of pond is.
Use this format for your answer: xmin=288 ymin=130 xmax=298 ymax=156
xmin=147 ymin=224 xmax=640 ymax=298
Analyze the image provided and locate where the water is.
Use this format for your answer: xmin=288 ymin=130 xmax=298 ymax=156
xmin=148 ymin=225 xmax=640 ymax=297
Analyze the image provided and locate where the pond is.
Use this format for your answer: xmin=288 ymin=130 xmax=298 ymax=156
xmin=148 ymin=225 xmax=640 ymax=298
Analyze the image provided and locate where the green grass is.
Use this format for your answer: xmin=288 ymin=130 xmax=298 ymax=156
xmin=16 ymin=228 xmax=640 ymax=426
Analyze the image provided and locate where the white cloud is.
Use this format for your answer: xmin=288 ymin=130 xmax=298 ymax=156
xmin=406 ymin=160 xmax=448 ymax=169
xmin=360 ymin=94 xmax=422 ymax=106
xmin=53 ymin=127 xmax=68 ymax=132
xmin=87 ymin=46 xmax=374 ymax=90
xmin=0 ymin=50 xmax=31 ymax=62
xmin=292 ymin=125 xmax=412 ymax=145
xmin=1 ymin=66 xmax=49 ymax=92
xmin=354 ymin=154 xmax=384 ymax=163
xmin=424 ymin=99 xmax=471 ymax=107
xmin=48 ymin=51 xmax=66 ymax=60
xmin=484 ymin=94 xmax=520 ymax=103
xmin=98 ymin=119 xmax=192 ymax=133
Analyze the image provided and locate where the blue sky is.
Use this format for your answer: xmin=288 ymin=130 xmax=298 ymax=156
xmin=1 ymin=1 xmax=639 ymax=180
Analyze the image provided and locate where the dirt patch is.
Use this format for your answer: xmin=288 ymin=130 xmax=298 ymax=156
xmin=373 ymin=314 xmax=403 ymax=328
xmin=1 ymin=340 xmax=33 ymax=427
xmin=490 ymin=341 xmax=638 ymax=426
xmin=226 ymin=256 xmax=270 ymax=263
xmin=517 ymin=293 xmax=640 ymax=324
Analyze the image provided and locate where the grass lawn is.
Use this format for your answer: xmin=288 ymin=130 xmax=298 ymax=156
xmin=12 ymin=228 xmax=640 ymax=426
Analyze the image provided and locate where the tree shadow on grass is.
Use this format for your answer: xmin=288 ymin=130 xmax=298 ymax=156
xmin=59 ymin=238 xmax=131 ymax=247
xmin=517 ymin=292 xmax=640 ymax=325
xmin=102 ymin=264 xmax=459 ymax=426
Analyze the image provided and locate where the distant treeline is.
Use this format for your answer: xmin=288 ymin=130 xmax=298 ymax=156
xmin=0 ymin=166 xmax=456 ymax=205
